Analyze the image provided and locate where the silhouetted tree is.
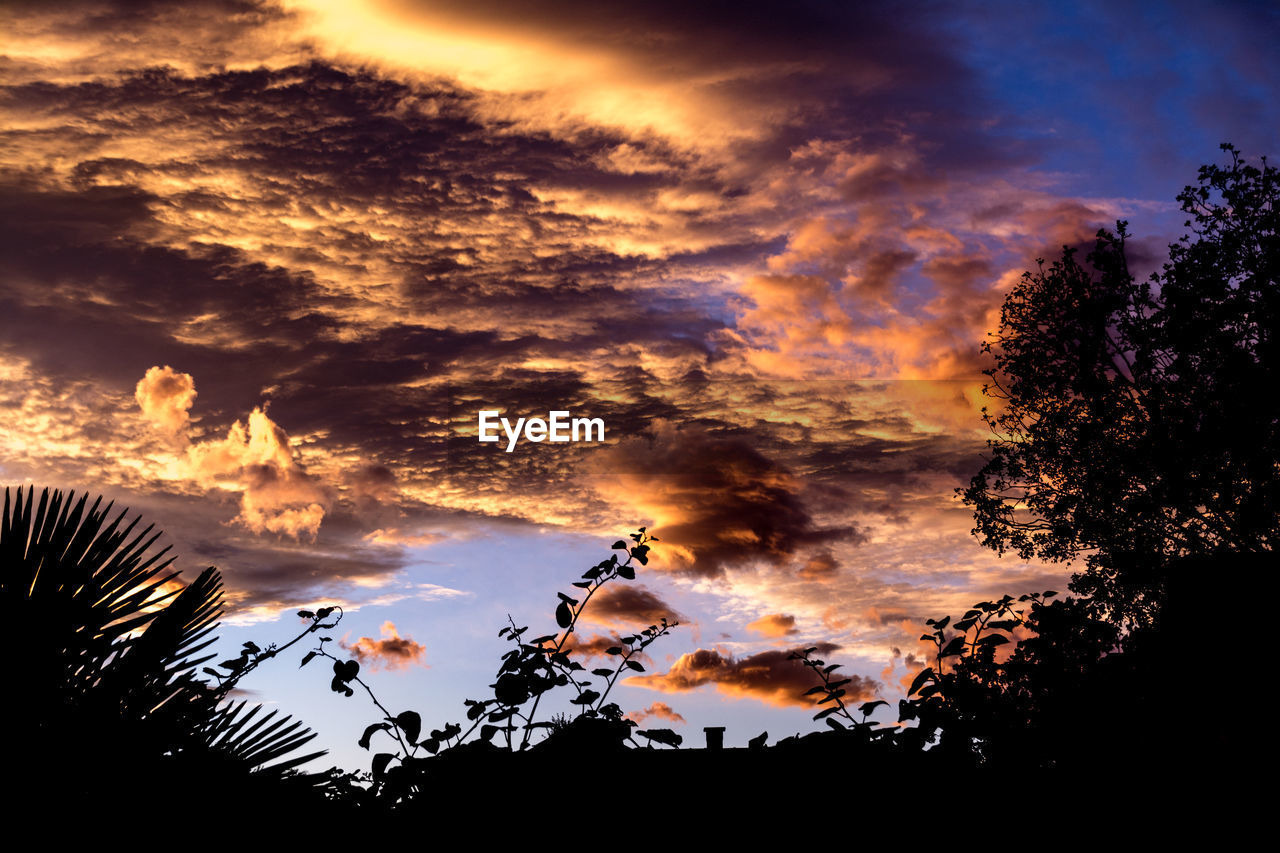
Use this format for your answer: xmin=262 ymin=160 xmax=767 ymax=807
xmin=962 ymin=145 xmax=1278 ymax=625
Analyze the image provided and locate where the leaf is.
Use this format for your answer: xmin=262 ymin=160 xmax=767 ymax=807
xmin=556 ymin=592 xmax=578 ymax=605
xmin=570 ymin=689 xmax=600 ymax=705
xmin=859 ymin=700 xmax=888 ymax=716
xmin=422 ymin=738 xmax=441 ymax=754
xmin=624 ymin=660 xmax=644 ymax=672
xmin=907 ymin=667 xmax=934 ymax=696
xmin=555 ymin=601 xmax=572 ymax=629
xmin=827 ymin=719 xmax=846 ymax=731
xmin=297 ymin=610 xmax=315 ymax=619
xmin=358 ymin=722 xmax=388 ymax=750
xmin=612 ymin=540 xmax=627 ymax=549
xmin=299 ymin=651 xmax=316 ymax=668
xmin=977 ymin=634 xmax=1010 ymax=646
xmin=606 ymin=646 xmax=623 ymax=656
xmin=618 ymin=565 xmax=636 ymax=579
xmin=637 ymin=729 xmax=682 ymax=747
xmin=493 ymin=673 xmax=530 ymax=705
xmin=591 ymin=668 xmax=613 ymax=677
xmin=394 ymin=710 xmax=422 ymax=744
xmin=940 ymin=636 xmax=967 ymax=657
xmin=371 ymin=753 xmax=394 ymax=782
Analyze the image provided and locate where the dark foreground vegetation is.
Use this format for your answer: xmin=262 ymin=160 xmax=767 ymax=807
xmin=6 ymin=147 xmax=1273 ymax=827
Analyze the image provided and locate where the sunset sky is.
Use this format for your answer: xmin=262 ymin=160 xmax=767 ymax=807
xmin=3 ymin=0 xmax=1277 ymax=771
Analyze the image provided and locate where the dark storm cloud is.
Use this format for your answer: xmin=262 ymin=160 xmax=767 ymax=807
xmin=611 ymin=429 xmax=861 ymax=578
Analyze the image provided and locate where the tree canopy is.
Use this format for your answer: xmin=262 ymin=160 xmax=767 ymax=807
xmin=962 ymin=144 xmax=1278 ymax=624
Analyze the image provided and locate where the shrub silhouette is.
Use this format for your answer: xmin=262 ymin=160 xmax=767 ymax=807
xmin=300 ymin=527 xmax=678 ymax=807
xmin=2 ymin=486 xmax=328 ymax=818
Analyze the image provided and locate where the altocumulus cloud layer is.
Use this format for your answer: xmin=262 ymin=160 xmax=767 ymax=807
xmin=3 ymin=0 xmax=1276 ymax=708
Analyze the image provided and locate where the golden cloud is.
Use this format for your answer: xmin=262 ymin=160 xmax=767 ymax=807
xmin=625 ymin=701 xmax=686 ymax=726
xmin=630 ymin=643 xmax=878 ymax=709
xmin=135 ymin=365 xmax=197 ymax=437
xmin=342 ymin=620 xmax=427 ymax=670
xmin=745 ymin=613 xmax=798 ymax=638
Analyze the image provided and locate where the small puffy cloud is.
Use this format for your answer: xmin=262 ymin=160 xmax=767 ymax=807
xmin=746 ymin=613 xmax=798 ymax=638
xmin=626 ymin=701 xmax=686 ymax=726
xmin=579 ymin=584 xmax=685 ymax=630
xmin=630 ymin=643 xmax=878 ymax=708
xmin=567 ymin=633 xmax=627 ymax=658
xmin=343 ymin=621 xmax=427 ymax=671
xmin=797 ymin=550 xmax=839 ymax=582
xmin=135 ymin=365 xmax=196 ymax=436
xmin=566 ymin=632 xmax=655 ymax=669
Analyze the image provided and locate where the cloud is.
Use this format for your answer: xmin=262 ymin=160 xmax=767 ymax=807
xmin=363 ymin=527 xmax=445 ymax=547
xmin=578 ymin=584 xmax=685 ymax=630
xmin=607 ymin=428 xmax=858 ymax=578
xmin=6 ymin=0 xmax=1265 ymax=701
xmin=342 ymin=620 xmax=426 ymax=670
xmin=184 ymin=403 xmax=329 ymax=539
xmin=745 ymin=613 xmax=798 ymax=638
xmin=797 ymin=550 xmax=839 ymax=582
xmin=625 ymin=701 xmax=686 ymax=726
xmin=630 ymin=643 xmax=878 ymax=708
xmin=135 ymin=365 xmax=197 ymax=437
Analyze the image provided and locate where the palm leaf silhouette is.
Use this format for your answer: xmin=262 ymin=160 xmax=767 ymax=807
xmin=3 ymin=485 xmax=325 ymax=806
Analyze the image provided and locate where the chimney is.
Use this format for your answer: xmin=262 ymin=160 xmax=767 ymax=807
xmin=704 ymin=726 xmax=726 ymax=750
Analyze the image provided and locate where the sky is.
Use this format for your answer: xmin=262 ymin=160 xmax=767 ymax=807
xmin=3 ymin=0 xmax=1277 ymax=771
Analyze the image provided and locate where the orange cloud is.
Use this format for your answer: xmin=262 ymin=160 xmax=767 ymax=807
xmin=798 ymin=550 xmax=839 ymax=582
xmin=605 ymin=427 xmax=859 ymax=578
xmin=630 ymin=643 xmax=878 ymax=709
xmin=625 ymin=701 xmax=686 ymax=726
xmin=745 ymin=613 xmax=798 ymax=638
xmin=564 ymin=633 xmax=651 ymax=670
xmin=135 ymin=365 xmax=196 ymax=437
xmin=343 ymin=620 xmax=426 ymax=671
xmin=579 ymin=584 xmax=685 ymax=630
xmin=178 ymin=397 xmax=328 ymax=539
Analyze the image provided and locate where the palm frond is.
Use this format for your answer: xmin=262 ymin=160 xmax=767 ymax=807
xmin=3 ymin=485 xmax=327 ymax=793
